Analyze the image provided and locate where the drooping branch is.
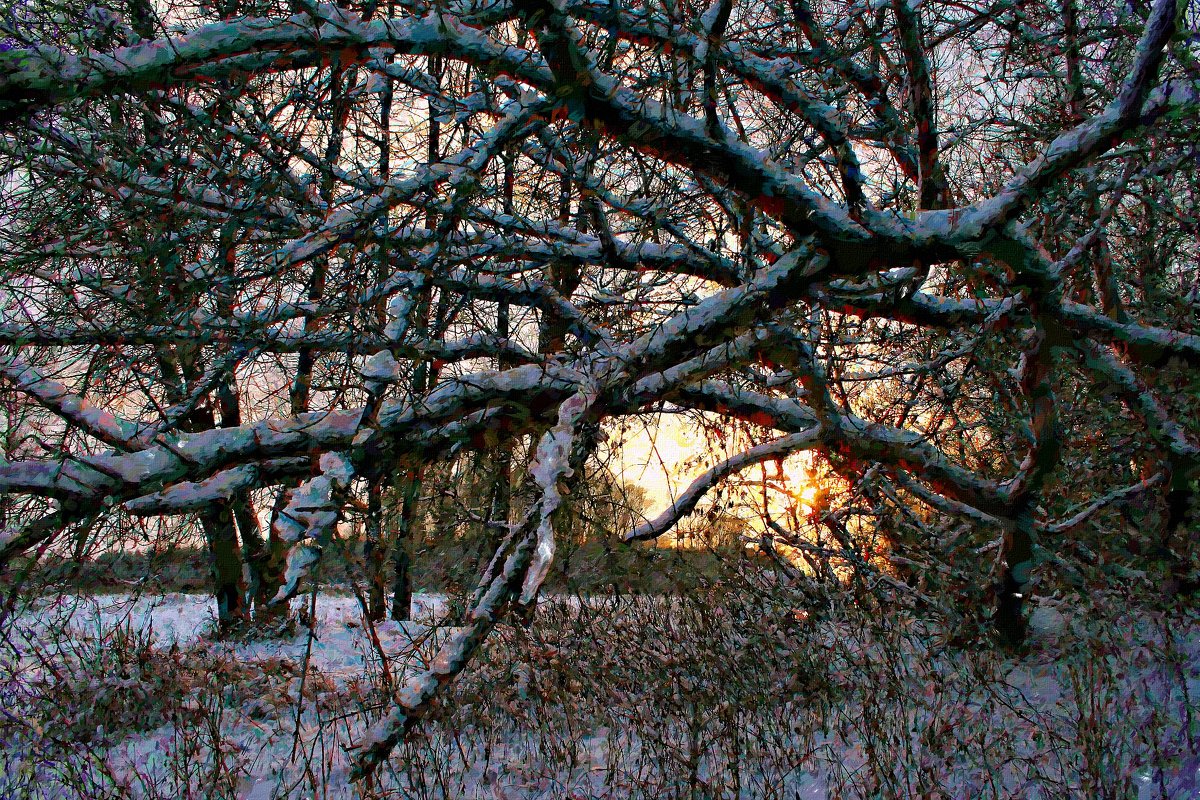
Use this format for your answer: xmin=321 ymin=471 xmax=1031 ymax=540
xmin=352 ymin=387 xmax=597 ymax=777
xmin=625 ymin=428 xmax=821 ymax=542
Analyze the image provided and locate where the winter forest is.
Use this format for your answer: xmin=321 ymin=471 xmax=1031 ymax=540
xmin=1 ymin=0 xmax=1199 ymax=795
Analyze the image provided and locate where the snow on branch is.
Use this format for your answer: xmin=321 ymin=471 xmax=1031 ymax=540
xmin=1042 ymin=474 xmax=1166 ymax=536
xmin=123 ymin=458 xmax=310 ymax=515
xmin=1077 ymin=340 xmax=1200 ymax=464
xmin=953 ymin=0 xmax=1179 ymax=234
xmin=520 ymin=389 xmax=596 ymax=603
xmin=353 ymin=388 xmax=596 ymax=777
xmin=272 ymin=452 xmax=356 ymax=603
xmin=0 ymin=356 xmax=145 ymax=451
xmin=1059 ymin=301 xmax=1200 ymax=368
xmin=0 ymin=6 xmax=449 ymax=119
xmin=0 ymin=361 xmax=581 ymax=518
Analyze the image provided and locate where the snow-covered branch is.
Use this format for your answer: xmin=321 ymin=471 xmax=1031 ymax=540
xmin=0 ymin=356 xmax=145 ymax=451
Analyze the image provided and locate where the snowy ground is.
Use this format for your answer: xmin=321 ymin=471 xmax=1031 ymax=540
xmin=2 ymin=592 xmax=1199 ymax=799
xmin=10 ymin=592 xmax=449 ymax=676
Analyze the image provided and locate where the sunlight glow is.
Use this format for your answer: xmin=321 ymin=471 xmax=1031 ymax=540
xmin=611 ymin=414 xmax=822 ymax=539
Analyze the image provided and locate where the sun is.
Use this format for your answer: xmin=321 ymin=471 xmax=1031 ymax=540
xmin=768 ymin=452 xmax=822 ymax=517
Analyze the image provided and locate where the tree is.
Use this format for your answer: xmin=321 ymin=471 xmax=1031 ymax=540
xmin=0 ymin=0 xmax=1197 ymax=776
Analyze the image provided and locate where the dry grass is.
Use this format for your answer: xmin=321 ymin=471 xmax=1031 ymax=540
xmin=2 ymin=577 xmax=1197 ymax=799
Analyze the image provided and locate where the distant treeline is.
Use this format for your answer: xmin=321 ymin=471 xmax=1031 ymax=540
xmin=27 ymin=531 xmax=761 ymax=598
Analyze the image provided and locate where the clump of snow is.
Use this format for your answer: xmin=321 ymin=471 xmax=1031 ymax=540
xmin=272 ymin=453 xmax=356 ymax=602
xmin=521 ymin=390 xmax=595 ymax=604
xmin=360 ymin=349 xmax=400 ymax=384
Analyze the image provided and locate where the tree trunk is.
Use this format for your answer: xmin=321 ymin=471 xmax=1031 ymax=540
xmin=366 ymin=479 xmax=388 ymax=621
xmin=993 ymin=512 xmax=1035 ymax=649
xmin=390 ymin=471 xmax=420 ymax=621
xmin=200 ymin=504 xmax=246 ymax=631
xmin=994 ymin=321 xmax=1061 ymax=650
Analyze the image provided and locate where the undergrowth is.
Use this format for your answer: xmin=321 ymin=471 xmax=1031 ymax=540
xmin=2 ymin=577 xmax=1198 ymax=799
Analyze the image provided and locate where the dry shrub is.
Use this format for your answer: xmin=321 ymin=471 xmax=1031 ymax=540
xmin=4 ymin=566 xmax=1198 ymax=799
xmin=353 ymin=567 xmax=1200 ymax=800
